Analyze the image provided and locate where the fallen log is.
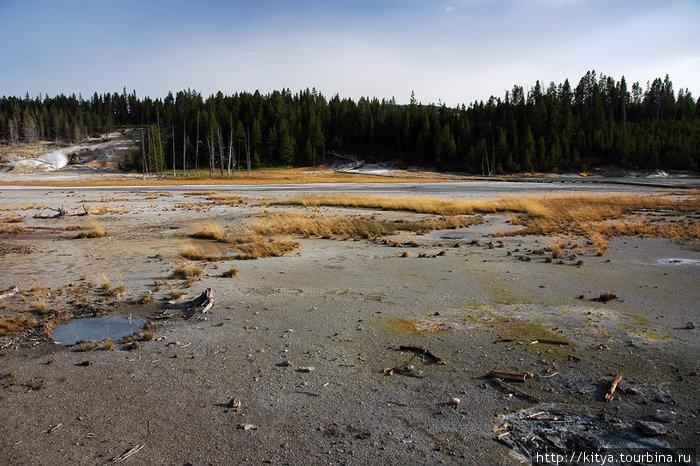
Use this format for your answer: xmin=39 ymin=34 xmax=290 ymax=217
xmin=485 ymin=369 xmax=534 ymax=382
xmin=604 ymin=374 xmax=623 ymax=401
xmin=397 ymin=345 xmax=444 ymax=364
xmin=34 ymin=207 xmax=67 ymax=219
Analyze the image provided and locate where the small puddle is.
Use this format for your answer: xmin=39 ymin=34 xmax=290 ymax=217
xmin=51 ymin=314 xmax=146 ymax=345
xmin=658 ymin=258 xmax=700 ymax=266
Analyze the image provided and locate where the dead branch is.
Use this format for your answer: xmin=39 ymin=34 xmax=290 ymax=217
xmin=530 ymin=339 xmax=570 ymax=346
xmin=34 ymin=207 xmax=66 ymax=219
xmin=111 ymin=444 xmax=145 ymax=463
xmin=491 ymin=378 xmax=541 ymax=403
xmin=0 ymin=287 xmax=18 ymax=300
xmin=604 ymin=374 xmax=623 ymax=401
xmin=485 ymin=369 xmax=535 ymax=382
xmin=397 ymin=345 xmax=444 ymax=364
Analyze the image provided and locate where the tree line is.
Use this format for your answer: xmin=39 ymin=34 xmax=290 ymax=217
xmin=1 ymin=70 xmax=698 ymax=174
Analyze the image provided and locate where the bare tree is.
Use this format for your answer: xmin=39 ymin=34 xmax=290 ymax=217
xmin=182 ymin=117 xmax=187 ymax=177
xmin=195 ymin=112 xmax=200 ymax=177
xmin=172 ymin=124 xmax=176 ymax=176
xmin=245 ymin=126 xmax=251 ymax=176
xmin=227 ymin=116 xmax=233 ymax=176
xmin=217 ymin=124 xmax=225 ymax=177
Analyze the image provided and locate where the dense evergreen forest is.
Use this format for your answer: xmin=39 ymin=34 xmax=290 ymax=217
xmin=1 ymin=71 xmax=698 ymax=174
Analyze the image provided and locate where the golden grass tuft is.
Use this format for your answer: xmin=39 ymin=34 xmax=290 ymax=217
xmin=171 ymin=262 xmax=203 ymax=279
xmin=0 ymin=315 xmax=40 ymax=335
xmin=169 ymin=288 xmax=185 ymax=299
xmin=101 ymin=338 xmax=114 ymax=350
xmin=76 ymin=340 xmax=98 ymax=351
xmin=1 ymin=214 xmax=24 ymax=223
xmin=222 ymin=267 xmax=238 ymax=277
xmin=76 ymin=218 xmax=107 ymax=238
xmin=191 ymin=221 xmax=227 ymax=241
xmin=0 ymin=223 xmax=27 ymax=234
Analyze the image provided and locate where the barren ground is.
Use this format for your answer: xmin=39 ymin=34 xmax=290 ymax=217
xmin=0 ymin=181 xmax=699 ymax=465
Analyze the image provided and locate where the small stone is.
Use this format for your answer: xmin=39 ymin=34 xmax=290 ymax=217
xmin=685 ymin=322 xmax=695 ymax=330
xmin=297 ymin=366 xmax=315 ymax=372
xmin=277 ymin=360 xmax=291 ymax=367
xmin=654 ymin=410 xmax=676 ymax=423
xmin=237 ymin=423 xmax=256 ymax=431
xmin=635 ymin=420 xmax=667 ymax=436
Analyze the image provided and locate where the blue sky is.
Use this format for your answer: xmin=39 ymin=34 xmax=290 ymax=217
xmin=1 ymin=0 xmax=698 ymax=106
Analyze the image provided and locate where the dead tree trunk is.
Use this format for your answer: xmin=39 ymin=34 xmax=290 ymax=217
xmin=245 ymin=126 xmax=251 ymax=176
xmin=195 ymin=112 xmax=200 ymax=177
xmin=218 ymin=125 xmax=225 ymax=178
xmin=182 ymin=117 xmax=187 ymax=177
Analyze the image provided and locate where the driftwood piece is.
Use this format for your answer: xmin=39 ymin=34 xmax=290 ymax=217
xmin=530 ymin=339 xmax=570 ymax=346
xmin=188 ymin=288 xmax=214 ymax=314
xmin=492 ymin=378 xmax=541 ymax=403
xmin=111 ymin=444 xmax=145 ymax=463
xmin=397 ymin=345 xmax=444 ymax=364
xmin=0 ymin=287 xmax=18 ymax=300
xmin=486 ymin=369 xmax=535 ymax=382
xmin=605 ymin=374 xmax=623 ymax=401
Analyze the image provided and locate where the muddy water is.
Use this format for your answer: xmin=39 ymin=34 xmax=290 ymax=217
xmin=51 ymin=314 xmax=146 ymax=345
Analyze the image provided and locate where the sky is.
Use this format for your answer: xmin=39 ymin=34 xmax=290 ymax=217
xmin=1 ymin=0 xmax=698 ymax=107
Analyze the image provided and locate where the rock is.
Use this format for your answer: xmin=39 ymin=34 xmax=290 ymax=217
xmin=276 ymin=360 xmax=291 ymax=367
xmin=297 ymin=366 xmax=315 ymax=372
xmin=654 ymin=410 xmax=676 ymax=423
xmin=237 ymin=423 xmax=256 ymax=431
xmin=685 ymin=321 xmax=695 ymax=330
xmin=635 ymin=420 xmax=667 ymax=436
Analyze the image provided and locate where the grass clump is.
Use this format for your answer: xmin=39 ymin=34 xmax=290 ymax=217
xmin=191 ymin=221 xmax=227 ymax=241
xmin=101 ymin=338 xmax=114 ymax=350
xmin=140 ymin=331 xmax=154 ymax=341
xmin=169 ymin=288 xmax=185 ymax=299
xmin=0 ymin=315 xmax=40 ymax=335
xmin=76 ymin=340 xmax=98 ymax=352
xmin=222 ymin=267 xmax=238 ymax=278
xmin=76 ymin=218 xmax=107 ymax=238
xmin=171 ymin=262 xmax=203 ymax=280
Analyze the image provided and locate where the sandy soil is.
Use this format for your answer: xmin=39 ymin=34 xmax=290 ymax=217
xmin=0 ymin=183 xmax=699 ymax=465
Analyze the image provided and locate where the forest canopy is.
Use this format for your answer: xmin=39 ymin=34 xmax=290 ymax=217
xmin=1 ymin=71 xmax=698 ymax=174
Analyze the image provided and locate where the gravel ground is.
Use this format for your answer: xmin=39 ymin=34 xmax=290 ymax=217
xmin=0 ymin=184 xmax=698 ymax=465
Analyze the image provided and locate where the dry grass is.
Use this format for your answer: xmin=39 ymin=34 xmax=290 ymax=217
xmin=1 ymin=214 xmax=24 ymax=223
xmin=140 ymin=330 xmax=154 ymax=341
xmin=97 ymin=272 xmax=111 ymax=292
xmin=76 ymin=218 xmax=107 ymax=238
xmin=171 ymin=262 xmax=203 ymax=279
xmin=272 ymin=192 xmax=700 ymax=256
xmin=86 ymin=205 xmax=128 ymax=215
xmin=222 ymin=267 xmax=238 ymax=277
xmin=0 ymin=315 xmax=40 ymax=335
xmin=0 ymin=168 xmax=449 ymax=188
xmin=30 ymin=298 xmax=51 ymax=316
xmin=191 ymin=221 xmax=227 ymax=241
xmin=180 ymin=240 xmax=207 ymax=260
xmin=0 ymin=223 xmax=27 ymax=234
xmin=102 ymin=338 xmax=114 ymax=350
xmin=76 ymin=340 xmax=99 ymax=351
xmin=250 ymin=211 xmax=483 ymax=240
xmin=169 ymin=288 xmax=185 ymax=299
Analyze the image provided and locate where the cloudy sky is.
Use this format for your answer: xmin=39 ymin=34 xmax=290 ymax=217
xmin=1 ymin=0 xmax=698 ymax=106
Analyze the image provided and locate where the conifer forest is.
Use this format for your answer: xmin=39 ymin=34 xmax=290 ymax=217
xmin=1 ymin=71 xmax=698 ymax=175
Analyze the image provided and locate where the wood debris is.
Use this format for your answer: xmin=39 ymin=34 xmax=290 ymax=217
xmin=604 ymin=374 xmax=623 ymax=401
xmin=111 ymin=444 xmax=144 ymax=463
xmin=188 ymin=288 xmax=214 ymax=314
xmin=382 ymin=364 xmax=425 ymax=378
xmin=491 ymin=378 xmax=541 ymax=402
xmin=0 ymin=287 xmax=18 ymax=300
xmin=485 ymin=369 xmax=534 ymax=382
xmin=397 ymin=345 xmax=444 ymax=364
xmin=530 ymin=339 xmax=570 ymax=346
